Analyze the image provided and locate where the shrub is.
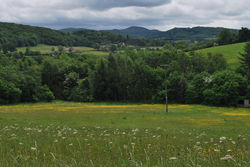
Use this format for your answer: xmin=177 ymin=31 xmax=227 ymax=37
xmin=203 ymin=70 xmax=247 ymax=106
xmin=0 ymin=79 xmax=21 ymax=104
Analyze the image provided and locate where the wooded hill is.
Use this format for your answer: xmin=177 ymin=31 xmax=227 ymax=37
xmin=0 ymin=22 xmax=163 ymax=48
xmin=103 ymin=26 xmax=238 ymax=40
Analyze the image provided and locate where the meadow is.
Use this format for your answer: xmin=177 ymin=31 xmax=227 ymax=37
xmin=0 ymin=101 xmax=249 ymax=166
xmin=195 ymin=42 xmax=246 ymax=69
xmin=17 ymin=44 xmax=108 ymax=56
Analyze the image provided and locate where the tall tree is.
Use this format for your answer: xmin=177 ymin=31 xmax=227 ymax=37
xmin=217 ymin=29 xmax=236 ymax=45
xmin=238 ymin=27 xmax=250 ymax=42
xmin=240 ymin=43 xmax=250 ymax=71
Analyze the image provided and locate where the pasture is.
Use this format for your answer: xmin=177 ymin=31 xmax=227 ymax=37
xmin=195 ymin=42 xmax=246 ymax=69
xmin=0 ymin=101 xmax=249 ymax=166
xmin=17 ymin=44 xmax=108 ymax=56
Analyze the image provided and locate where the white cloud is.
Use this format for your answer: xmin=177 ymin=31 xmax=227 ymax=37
xmin=0 ymin=0 xmax=249 ymax=30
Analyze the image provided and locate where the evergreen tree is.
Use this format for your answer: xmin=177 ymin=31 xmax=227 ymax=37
xmin=240 ymin=43 xmax=250 ymax=71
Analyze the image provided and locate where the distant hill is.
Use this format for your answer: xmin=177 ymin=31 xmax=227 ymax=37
xmin=0 ymin=22 xmax=241 ymax=48
xmin=104 ymin=26 xmax=162 ymax=39
xmin=104 ymin=26 xmax=238 ymax=41
xmin=60 ymin=28 xmax=87 ymax=33
xmin=0 ymin=22 xmax=157 ymax=48
xmin=0 ymin=22 xmax=73 ymax=47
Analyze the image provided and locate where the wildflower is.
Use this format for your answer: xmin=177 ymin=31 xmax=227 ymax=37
xmin=220 ymin=136 xmax=226 ymax=141
xmin=169 ymin=157 xmax=177 ymax=160
xmin=69 ymin=143 xmax=73 ymax=146
xmin=54 ymin=139 xmax=58 ymax=143
xmin=133 ymin=128 xmax=139 ymax=132
xmin=220 ymin=155 xmax=232 ymax=160
xmin=31 ymin=147 xmax=37 ymax=151
xmin=214 ymin=149 xmax=220 ymax=152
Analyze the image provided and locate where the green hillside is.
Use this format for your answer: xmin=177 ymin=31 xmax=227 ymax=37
xmin=0 ymin=22 xmax=153 ymax=48
xmin=195 ymin=42 xmax=246 ymax=68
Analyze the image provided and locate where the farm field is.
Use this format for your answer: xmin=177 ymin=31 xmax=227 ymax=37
xmin=17 ymin=44 xmax=108 ymax=56
xmin=194 ymin=42 xmax=246 ymax=69
xmin=0 ymin=101 xmax=249 ymax=166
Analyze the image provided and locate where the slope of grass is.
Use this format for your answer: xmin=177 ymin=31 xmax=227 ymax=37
xmin=195 ymin=42 xmax=246 ymax=69
xmin=0 ymin=101 xmax=249 ymax=166
xmin=17 ymin=44 xmax=57 ymax=54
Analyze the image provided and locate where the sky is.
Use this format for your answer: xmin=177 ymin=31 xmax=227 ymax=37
xmin=0 ymin=0 xmax=249 ymax=31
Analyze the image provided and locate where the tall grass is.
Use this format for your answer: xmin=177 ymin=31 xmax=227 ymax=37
xmin=0 ymin=102 xmax=249 ymax=166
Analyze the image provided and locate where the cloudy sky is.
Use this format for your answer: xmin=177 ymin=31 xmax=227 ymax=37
xmin=0 ymin=0 xmax=249 ymax=30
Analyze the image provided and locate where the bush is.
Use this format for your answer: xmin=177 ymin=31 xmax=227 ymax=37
xmin=203 ymin=70 xmax=247 ymax=106
xmin=0 ymin=79 xmax=22 ymax=104
xmin=67 ymin=78 xmax=93 ymax=102
xmin=38 ymin=85 xmax=55 ymax=102
xmin=185 ymin=72 xmax=211 ymax=104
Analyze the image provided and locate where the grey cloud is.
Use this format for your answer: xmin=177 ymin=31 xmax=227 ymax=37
xmin=83 ymin=0 xmax=171 ymax=10
xmin=20 ymin=0 xmax=171 ymax=10
xmin=0 ymin=0 xmax=249 ymax=31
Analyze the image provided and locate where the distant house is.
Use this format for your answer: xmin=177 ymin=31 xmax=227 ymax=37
xmin=238 ymin=99 xmax=250 ymax=108
xmin=119 ymin=42 xmax=126 ymax=48
xmin=100 ymin=45 xmax=111 ymax=50
xmin=244 ymin=99 xmax=250 ymax=108
xmin=65 ymin=48 xmax=82 ymax=53
xmin=65 ymin=48 xmax=72 ymax=52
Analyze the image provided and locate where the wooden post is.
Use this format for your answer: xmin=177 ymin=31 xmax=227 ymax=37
xmin=160 ymin=64 xmax=170 ymax=113
xmin=165 ymin=70 xmax=168 ymax=113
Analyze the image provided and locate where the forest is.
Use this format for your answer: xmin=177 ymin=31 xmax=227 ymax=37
xmin=0 ymin=42 xmax=249 ymax=106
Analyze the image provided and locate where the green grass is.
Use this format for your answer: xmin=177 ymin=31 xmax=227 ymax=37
xmin=17 ymin=44 xmax=57 ymax=54
xmin=0 ymin=101 xmax=249 ymax=166
xmin=17 ymin=45 xmax=108 ymax=56
xmin=194 ymin=42 xmax=246 ymax=69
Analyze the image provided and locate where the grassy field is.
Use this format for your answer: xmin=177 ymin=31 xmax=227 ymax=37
xmin=17 ymin=44 xmax=108 ymax=56
xmin=194 ymin=42 xmax=247 ymax=69
xmin=0 ymin=101 xmax=249 ymax=166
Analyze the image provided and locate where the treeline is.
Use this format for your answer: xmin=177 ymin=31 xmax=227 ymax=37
xmin=217 ymin=27 xmax=250 ymax=45
xmin=0 ymin=43 xmax=249 ymax=106
xmin=182 ymin=27 xmax=250 ymax=52
xmin=0 ymin=22 xmax=166 ymax=50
